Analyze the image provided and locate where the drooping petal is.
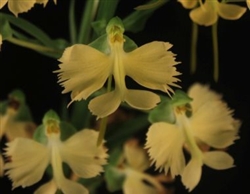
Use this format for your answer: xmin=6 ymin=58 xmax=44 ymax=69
xmin=0 ymin=0 xmax=7 ymax=9
xmin=123 ymin=169 xmax=165 ymax=194
xmin=247 ymin=0 xmax=250 ymax=9
xmin=181 ymin=157 xmax=203 ymax=192
xmin=34 ymin=180 xmax=57 ymax=194
xmin=124 ymin=139 xmax=150 ymax=172
xmin=56 ymin=44 xmax=111 ymax=104
xmin=187 ymin=83 xmax=222 ymax=113
xmin=178 ymin=0 xmax=198 ymax=9
xmin=4 ymin=138 xmax=49 ymax=189
xmin=191 ymin=100 xmax=240 ymax=148
xmin=203 ymin=151 xmax=234 ymax=170
xmin=8 ymin=0 xmax=36 ymax=16
xmin=146 ymin=122 xmax=185 ymax=177
xmin=125 ymin=41 xmax=180 ymax=95
xmin=125 ymin=90 xmax=160 ymax=111
xmin=217 ymin=2 xmax=247 ymax=20
xmin=61 ymin=129 xmax=108 ymax=178
xmin=190 ymin=1 xmax=218 ymax=26
xmin=88 ymin=90 xmax=121 ymax=119
xmin=59 ymin=178 xmax=89 ymax=194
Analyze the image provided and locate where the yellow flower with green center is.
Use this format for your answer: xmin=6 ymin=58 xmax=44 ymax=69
xmin=0 ymin=0 xmax=56 ymax=16
xmin=4 ymin=110 xmax=108 ymax=194
xmin=178 ymin=0 xmax=247 ymax=26
xmin=145 ymin=83 xmax=241 ymax=191
xmin=56 ymin=17 xmax=181 ymax=119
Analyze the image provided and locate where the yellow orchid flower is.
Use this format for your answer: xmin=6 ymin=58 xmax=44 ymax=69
xmin=0 ymin=106 xmax=36 ymax=141
xmin=178 ymin=0 xmax=247 ymax=26
xmin=4 ymin=111 xmax=108 ymax=194
xmin=0 ymin=0 xmax=55 ymax=17
xmin=56 ymin=17 xmax=181 ymax=119
xmin=146 ymin=83 xmax=241 ymax=191
xmin=118 ymin=139 xmax=169 ymax=194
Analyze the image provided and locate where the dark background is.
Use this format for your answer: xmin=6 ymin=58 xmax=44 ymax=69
xmin=1 ymin=0 xmax=250 ymax=193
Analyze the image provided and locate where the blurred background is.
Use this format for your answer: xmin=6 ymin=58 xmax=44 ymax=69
xmin=1 ymin=0 xmax=250 ymax=193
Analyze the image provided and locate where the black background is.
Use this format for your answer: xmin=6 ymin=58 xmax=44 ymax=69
xmin=1 ymin=0 xmax=250 ymax=193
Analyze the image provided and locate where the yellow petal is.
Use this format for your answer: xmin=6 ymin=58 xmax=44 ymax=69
xmin=191 ymin=100 xmax=240 ymax=148
xmin=178 ymin=0 xmax=198 ymax=9
xmin=203 ymin=151 xmax=234 ymax=170
xmin=0 ymin=108 xmax=36 ymax=141
xmin=60 ymin=178 xmax=89 ymax=194
xmin=125 ymin=41 xmax=180 ymax=95
xmin=146 ymin=122 xmax=185 ymax=177
xmin=4 ymin=138 xmax=49 ymax=189
xmin=124 ymin=139 xmax=150 ymax=171
xmin=247 ymin=0 xmax=250 ymax=9
xmin=217 ymin=2 xmax=247 ymax=20
xmin=125 ymin=90 xmax=160 ymax=110
xmin=88 ymin=90 xmax=121 ymax=118
xmin=8 ymin=0 xmax=36 ymax=16
xmin=0 ymin=153 xmax=4 ymax=177
xmin=187 ymin=83 xmax=222 ymax=113
xmin=34 ymin=180 xmax=57 ymax=194
xmin=61 ymin=129 xmax=108 ymax=178
xmin=0 ymin=0 xmax=8 ymax=9
xmin=123 ymin=169 xmax=164 ymax=194
xmin=56 ymin=44 xmax=111 ymax=103
xmin=190 ymin=1 xmax=218 ymax=26
xmin=181 ymin=157 xmax=202 ymax=192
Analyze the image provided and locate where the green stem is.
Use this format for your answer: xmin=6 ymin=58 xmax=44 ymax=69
xmin=6 ymin=37 xmax=61 ymax=54
xmin=212 ymin=22 xmax=219 ymax=82
xmin=77 ymin=0 xmax=99 ymax=44
xmin=97 ymin=75 xmax=113 ymax=146
xmin=69 ymin=0 xmax=77 ymax=44
xmin=190 ymin=22 xmax=198 ymax=74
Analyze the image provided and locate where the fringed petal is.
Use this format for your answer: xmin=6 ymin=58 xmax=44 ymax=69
xmin=88 ymin=90 xmax=121 ymax=119
xmin=56 ymin=44 xmax=111 ymax=103
xmin=4 ymin=138 xmax=49 ymax=189
xmin=8 ymin=0 xmax=36 ymax=16
xmin=203 ymin=151 xmax=234 ymax=170
xmin=61 ymin=129 xmax=108 ymax=178
xmin=181 ymin=157 xmax=202 ymax=192
xmin=191 ymin=100 xmax=240 ymax=148
xmin=125 ymin=41 xmax=181 ymax=95
xmin=125 ymin=90 xmax=160 ymax=111
xmin=217 ymin=2 xmax=247 ymax=20
xmin=146 ymin=122 xmax=185 ymax=177
xmin=190 ymin=1 xmax=218 ymax=26
xmin=187 ymin=83 xmax=222 ymax=113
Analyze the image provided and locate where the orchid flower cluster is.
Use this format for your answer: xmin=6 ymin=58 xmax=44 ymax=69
xmin=0 ymin=0 xmax=247 ymax=194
